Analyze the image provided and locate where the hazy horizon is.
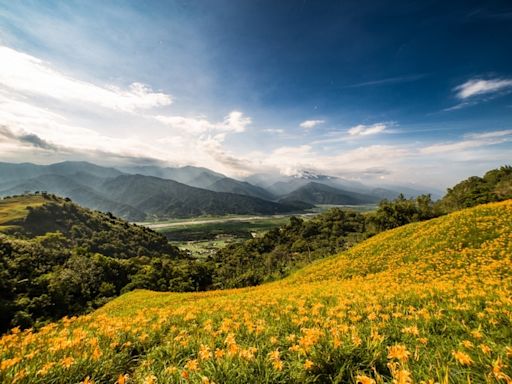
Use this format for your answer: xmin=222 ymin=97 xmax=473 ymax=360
xmin=1 ymin=1 xmax=511 ymax=189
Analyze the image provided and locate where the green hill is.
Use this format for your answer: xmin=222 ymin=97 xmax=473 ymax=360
xmin=0 ymin=194 xmax=213 ymax=332
xmin=2 ymin=200 xmax=511 ymax=383
xmin=438 ymin=165 xmax=512 ymax=212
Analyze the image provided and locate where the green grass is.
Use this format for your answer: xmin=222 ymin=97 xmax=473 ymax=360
xmin=0 ymin=195 xmax=48 ymax=232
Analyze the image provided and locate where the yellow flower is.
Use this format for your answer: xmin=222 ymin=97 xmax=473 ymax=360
xmin=117 ymin=374 xmax=128 ymax=384
xmin=304 ymin=359 xmax=314 ymax=370
xmin=165 ymin=366 xmax=178 ymax=374
xmin=201 ymin=376 xmax=215 ymax=384
xmin=0 ymin=357 xmax=21 ymax=371
xmin=185 ymin=359 xmax=199 ymax=371
xmin=268 ymin=349 xmax=280 ymax=361
xmin=479 ymin=344 xmax=491 ymax=355
xmin=461 ymin=340 xmax=474 ymax=349
xmin=214 ymin=348 xmax=225 ymax=359
xmin=490 ymin=357 xmax=512 ymax=382
xmin=92 ymin=347 xmax=102 ymax=361
xmin=37 ymin=362 xmax=55 ymax=376
xmin=61 ymin=356 xmax=75 ymax=369
xmin=356 ymin=374 xmax=376 ymax=384
xmin=388 ymin=345 xmax=411 ymax=362
xmin=12 ymin=369 xmax=27 ymax=383
xmin=393 ymin=369 xmax=412 ymax=384
xmin=402 ymin=325 xmax=420 ymax=336
xmin=198 ymin=344 xmax=212 ymax=360
xmin=272 ymin=359 xmax=284 ymax=371
xmin=452 ymin=351 xmax=473 ymax=366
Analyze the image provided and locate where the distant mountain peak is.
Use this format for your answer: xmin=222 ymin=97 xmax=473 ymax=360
xmin=291 ymin=169 xmax=335 ymax=180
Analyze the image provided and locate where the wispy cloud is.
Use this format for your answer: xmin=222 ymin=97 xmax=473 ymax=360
xmin=420 ymin=129 xmax=512 ymax=154
xmin=262 ymin=128 xmax=284 ymax=134
xmin=454 ymin=78 xmax=512 ymax=99
xmin=0 ymin=46 xmax=172 ymax=112
xmin=467 ymin=129 xmax=512 ymax=139
xmin=299 ymin=119 xmax=325 ymax=129
xmin=345 ymin=74 xmax=426 ymax=88
xmin=155 ymin=111 xmax=251 ymax=135
xmin=348 ymin=123 xmax=387 ymax=136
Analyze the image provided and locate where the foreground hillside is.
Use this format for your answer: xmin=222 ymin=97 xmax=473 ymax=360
xmin=1 ymin=201 xmax=511 ymax=383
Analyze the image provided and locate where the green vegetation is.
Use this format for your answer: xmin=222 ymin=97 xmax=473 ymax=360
xmin=438 ymin=165 xmax=512 ymax=212
xmin=0 ymin=194 xmax=212 ymax=332
xmin=0 ymin=195 xmax=47 ymax=231
xmin=157 ymin=216 xmax=293 ymax=241
xmin=210 ymin=208 xmax=369 ymax=288
xmin=2 ymin=200 xmax=511 ymax=383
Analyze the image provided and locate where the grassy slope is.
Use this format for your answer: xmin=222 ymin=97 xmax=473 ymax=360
xmin=0 ymin=195 xmax=47 ymax=231
xmin=1 ymin=201 xmax=512 ymax=383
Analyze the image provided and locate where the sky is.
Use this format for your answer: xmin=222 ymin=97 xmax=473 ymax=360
xmin=0 ymin=0 xmax=511 ymax=189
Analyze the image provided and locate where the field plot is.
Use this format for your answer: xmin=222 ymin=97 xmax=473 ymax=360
xmin=140 ymin=215 xmax=304 ymax=257
xmin=140 ymin=205 xmax=377 ymax=257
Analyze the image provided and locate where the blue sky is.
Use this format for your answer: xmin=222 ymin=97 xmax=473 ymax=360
xmin=0 ymin=0 xmax=511 ymax=188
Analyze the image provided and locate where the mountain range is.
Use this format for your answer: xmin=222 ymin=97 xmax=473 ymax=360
xmin=0 ymin=161 xmax=434 ymax=220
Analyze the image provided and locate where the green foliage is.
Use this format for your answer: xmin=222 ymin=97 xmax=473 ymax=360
xmin=210 ymin=208 xmax=369 ymax=288
xmin=0 ymin=195 xmax=210 ymax=333
xmin=367 ymin=193 xmax=439 ymax=232
xmin=438 ymin=165 xmax=512 ymax=212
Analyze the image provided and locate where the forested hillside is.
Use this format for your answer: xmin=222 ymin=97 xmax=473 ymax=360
xmin=210 ymin=209 xmax=369 ymax=287
xmin=439 ymin=166 xmax=512 ymax=212
xmin=0 ymin=194 xmax=211 ymax=332
xmin=0 ymin=162 xmax=310 ymax=220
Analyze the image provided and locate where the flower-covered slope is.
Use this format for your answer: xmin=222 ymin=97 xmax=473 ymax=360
xmin=1 ymin=200 xmax=511 ymax=383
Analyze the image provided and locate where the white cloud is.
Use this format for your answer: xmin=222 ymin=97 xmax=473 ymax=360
xmin=420 ymin=129 xmax=512 ymax=154
xmin=155 ymin=110 xmax=251 ymax=135
xmin=262 ymin=128 xmax=284 ymax=134
xmin=299 ymin=119 xmax=325 ymax=129
xmin=466 ymin=129 xmax=512 ymax=139
xmin=348 ymin=123 xmax=387 ymax=136
xmin=0 ymin=45 xmax=172 ymax=112
xmin=455 ymin=78 xmax=512 ymax=99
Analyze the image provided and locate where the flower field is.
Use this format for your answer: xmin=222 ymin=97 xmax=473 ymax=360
xmin=1 ymin=200 xmax=512 ymax=383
